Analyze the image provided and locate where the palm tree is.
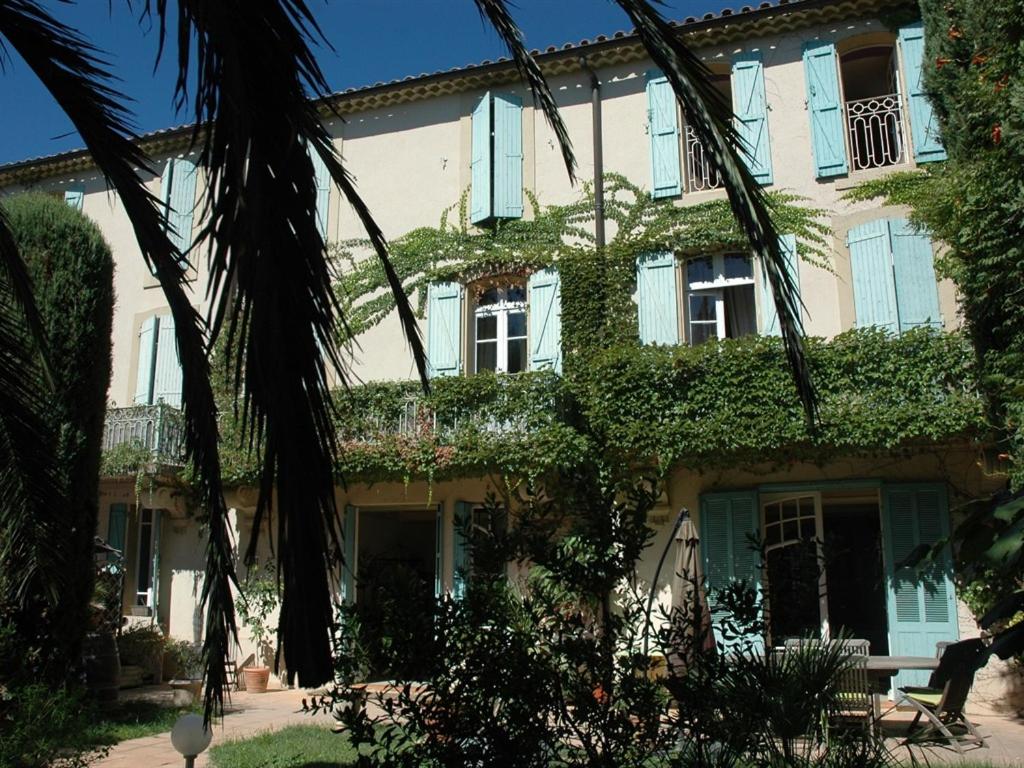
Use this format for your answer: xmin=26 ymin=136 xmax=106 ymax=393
xmin=0 ymin=0 xmax=816 ymax=717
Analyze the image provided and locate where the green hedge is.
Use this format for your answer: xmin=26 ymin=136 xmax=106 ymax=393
xmin=583 ymin=328 xmax=986 ymax=470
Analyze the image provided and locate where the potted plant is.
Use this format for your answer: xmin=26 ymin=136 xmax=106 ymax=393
xmin=237 ymin=562 xmax=279 ymax=693
xmin=164 ymin=639 xmax=204 ymax=702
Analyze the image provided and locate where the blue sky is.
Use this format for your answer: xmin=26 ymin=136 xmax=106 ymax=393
xmin=0 ymin=0 xmax=719 ymax=165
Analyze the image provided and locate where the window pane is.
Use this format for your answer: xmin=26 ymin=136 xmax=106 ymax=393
xmin=507 ymin=285 xmax=526 ymax=303
xmin=508 ymin=338 xmax=527 ymax=373
xmin=478 ymin=287 xmax=499 ymax=306
xmin=476 ymin=314 xmax=497 ymax=340
xmin=723 ymin=285 xmax=757 ymax=338
xmin=690 ymin=323 xmax=717 ymax=346
xmin=507 ymin=311 xmax=527 ymax=338
xmin=766 ymin=523 xmax=781 ymax=547
xmin=687 ymin=256 xmax=714 ymax=285
xmin=689 ymin=293 xmax=717 ymax=322
xmin=476 ymin=341 xmax=497 ymax=372
xmin=724 ymin=253 xmax=753 ymax=280
xmin=783 ymin=519 xmax=799 ymax=543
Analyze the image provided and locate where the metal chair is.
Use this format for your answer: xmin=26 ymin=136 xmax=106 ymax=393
xmin=892 ymin=638 xmax=988 ymax=754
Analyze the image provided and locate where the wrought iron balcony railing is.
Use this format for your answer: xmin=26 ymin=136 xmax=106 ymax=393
xmin=845 ymin=93 xmax=907 ymax=171
xmin=102 ymin=403 xmax=186 ymax=466
xmin=685 ymin=125 xmax=724 ymax=193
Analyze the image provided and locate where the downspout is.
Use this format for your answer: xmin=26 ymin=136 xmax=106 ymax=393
xmin=580 ymin=56 xmax=605 ymax=248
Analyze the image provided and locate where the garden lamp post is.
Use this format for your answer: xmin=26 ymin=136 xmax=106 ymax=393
xmin=171 ymin=713 xmax=212 ymax=768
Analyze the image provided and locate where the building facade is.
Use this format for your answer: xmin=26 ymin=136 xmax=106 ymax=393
xmin=0 ymin=0 xmax=1009 ymax=700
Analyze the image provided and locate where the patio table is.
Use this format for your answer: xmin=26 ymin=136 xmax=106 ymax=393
xmin=864 ymin=656 xmax=940 ymax=718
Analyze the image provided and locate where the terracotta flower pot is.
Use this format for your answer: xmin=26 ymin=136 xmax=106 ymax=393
xmin=243 ymin=666 xmax=270 ymax=693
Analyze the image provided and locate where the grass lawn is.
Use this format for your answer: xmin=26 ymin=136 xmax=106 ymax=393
xmin=82 ymin=700 xmax=201 ymax=745
xmin=209 ymin=725 xmax=358 ymax=768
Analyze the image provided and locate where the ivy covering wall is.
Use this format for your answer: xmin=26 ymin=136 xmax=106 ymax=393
xmin=110 ymin=176 xmax=989 ymax=487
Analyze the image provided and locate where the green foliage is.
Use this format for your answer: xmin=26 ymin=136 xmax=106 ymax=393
xmin=117 ymin=623 xmax=166 ymax=669
xmin=0 ymin=682 xmax=109 ymax=768
xmin=238 ymin=562 xmax=280 ymax=663
xmin=1 ymin=192 xmax=114 ymax=683
xmin=583 ymin=328 xmax=984 ymax=470
xmin=163 ymin=639 xmax=204 ymax=680
xmin=100 ymin=440 xmax=154 ymax=477
xmin=209 ymin=725 xmax=357 ymax=768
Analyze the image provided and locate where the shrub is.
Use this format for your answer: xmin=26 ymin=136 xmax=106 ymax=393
xmin=164 ymin=639 xmax=203 ymax=680
xmin=0 ymin=683 xmax=107 ymax=768
xmin=118 ymin=624 xmax=166 ymax=670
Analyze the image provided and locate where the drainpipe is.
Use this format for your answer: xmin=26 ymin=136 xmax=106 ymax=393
xmin=579 ymin=56 xmax=605 ymax=249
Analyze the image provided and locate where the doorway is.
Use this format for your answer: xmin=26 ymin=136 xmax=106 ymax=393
xmin=354 ymin=508 xmax=438 ymax=678
xmin=823 ymin=501 xmax=889 ymax=654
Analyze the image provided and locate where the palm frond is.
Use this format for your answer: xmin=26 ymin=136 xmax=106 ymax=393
xmin=473 ymin=0 xmax=577 ymax=182
xmin=0 ymin=0 xmax=238 ymax=717
xmin=147 ymin=0 xmax=431 ymax=698
xmin=613 ymin=0 xmax=817 ymax=421
xmin=0 ymin=213 xmax=69 ymax=614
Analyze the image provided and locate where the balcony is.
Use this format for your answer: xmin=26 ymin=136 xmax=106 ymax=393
xmin=845 ymin=93 xmax=907 ymax=171
xmin=685 ymin=125 xmax=724 ymax=193
xmin=102 ymin=403 xmax=186 ymax=470
xmin=335 ymin=372 xmax=561 ymax=443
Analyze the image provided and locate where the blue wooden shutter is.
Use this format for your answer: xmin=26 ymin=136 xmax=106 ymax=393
xmin=493 ymin=93 xmax=523 ymax=219
xmin=898 ymin=22 xmax=947 ymax=163
xmin=341 ymin=505 xmax=357 ymax=604
xmin=848 ymin=219 xmax=899 ymax=333
xmin=701 ymin=491 xmax=763 ymax=652
xmin=802 ymin=41 xmax=848 ymax=178
xmin=435 ymin=503 xmax=446 ymax=599
xmin=528 ymin=268 xmax=562 ymax=373
xmin=760 ymin=234 xmax=799 ymax=336
xmin=134 ymin=316 xmax=158 ymax=405
xmin=470 ymin=93 xmax=493 ymax=224
xmin=309 ymin=144 xmax=331 ymax=238
xmin=732 ymin=53 xmax=773 ymax=185
xmin=64 ymin=186 xmax=84 ymax=211
xmin=152 ymin=314 xmax=183 ymax=407
xmin=882 ymin=484 xmax=958 ymax=689
xmin=107 ymin=504 xmax=128 ymax=554
xmin=646 ymin=71 xmax=682 ymax=198
xmin=890 ymin=218 xmax=942 ymax=332
xmin=636 ymin=252 xmax=679 ymax=346
xmin=426 ymin=282 xmax=463 ymax=378
xmin=163 ymin=158 xmax=198 ymax=261
xmin=452 ymin=501 xmax=473 ymax=600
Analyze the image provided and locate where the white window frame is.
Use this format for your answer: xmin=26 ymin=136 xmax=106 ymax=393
xmin=473 ymin=285 xmax=527 ymax=374
xmin=685 ymin=253 xmax=756 ymax=343
xmin=761 ymin=492 xmax=829 ymax=642
xmin=135 ymin=508 xmax=156 ymax=612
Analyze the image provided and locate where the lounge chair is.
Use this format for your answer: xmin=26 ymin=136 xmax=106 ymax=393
xmin=894 ymin=637 xmax=988 ymax=754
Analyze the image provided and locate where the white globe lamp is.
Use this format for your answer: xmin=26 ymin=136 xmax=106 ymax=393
xmin=171 ymin=713 xmax=213 ymax=767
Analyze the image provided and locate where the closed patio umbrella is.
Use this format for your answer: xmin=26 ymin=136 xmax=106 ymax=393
xmin=671 ymin=511 xmax=716 ymax=670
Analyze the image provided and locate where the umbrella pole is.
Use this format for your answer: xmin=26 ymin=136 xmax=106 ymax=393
xmin=642 ymin=507 xmax=689 ymax=657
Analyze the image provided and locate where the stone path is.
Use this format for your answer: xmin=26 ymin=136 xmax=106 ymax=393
xmin=90 ymin=688 xmax=333 ymax=768
xmin=91 ymin=688 xmax=1024 ymax=767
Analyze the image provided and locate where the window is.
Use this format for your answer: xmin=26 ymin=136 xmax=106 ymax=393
xmin=684 ymin=253 xmax=757 ymax=345
xmin=684 ymin=75 xmax=731 ymax=193
xmin=839 ymin=45 xmax=907 ymax=171
xmin=847 ymin=218 xmax=941 ymax=334
xmin=763 ymin=495 xmax=825 ymax=643
xmin=470 ymin=92 xmax=524 ymax=225
xmin=135 ymin=314 xmax=183 ymax=407
xmin=474 ymin=284 xmax=527 ymax=374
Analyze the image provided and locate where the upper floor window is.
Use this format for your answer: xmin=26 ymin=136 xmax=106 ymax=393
xmin=840 ymin=45 xmax=907 ymax=171
xmin=135 ymin=314 xmax=182 ymax=407
xmin=685 ymin=254 xmax=757 ymax=345
xmin=637 ymin=238 xmax=799 ymax=347
xmin=847 ymin=217 xmax=942 ymax=334
xmin=426 ymin=270 xmax=561 ymax=378
xmin=470 ymin=92 xmax=524 ymax=225
xmin=648 ymin=51 xmax=772 ymax=199
xmin=803 ymin=21 xmax=947 ymax=180
xmin=474 ymin=284 xmax=527 ymax=374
